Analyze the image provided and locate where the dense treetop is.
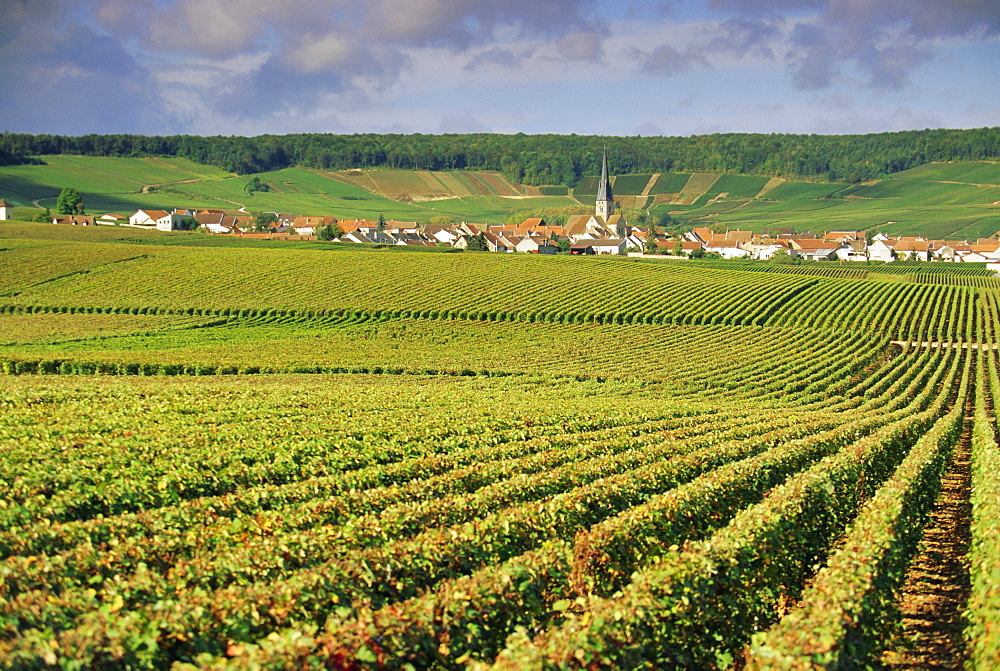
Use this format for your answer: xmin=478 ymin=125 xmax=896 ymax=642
xmin=1 ymin=128 xmax=997 ymax=186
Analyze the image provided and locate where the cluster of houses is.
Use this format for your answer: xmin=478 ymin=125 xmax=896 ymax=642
xmin=49 ymin=205 xmax=1000 ymax=268
xmin=683 ymin=228 xmax=1000 ymax=264
xmin=37 ymin=149 xmax=1000 ymax=268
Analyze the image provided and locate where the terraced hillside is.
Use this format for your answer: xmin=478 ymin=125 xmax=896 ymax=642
xmin=0 ymin=223 xmax=998 ymax=669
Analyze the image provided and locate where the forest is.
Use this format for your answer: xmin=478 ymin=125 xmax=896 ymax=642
xmin=1 ymin=127 xmax=997 ymax=187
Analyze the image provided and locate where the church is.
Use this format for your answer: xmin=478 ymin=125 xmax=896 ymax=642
xmin=564 ymin=149 xmax=629 ymax=240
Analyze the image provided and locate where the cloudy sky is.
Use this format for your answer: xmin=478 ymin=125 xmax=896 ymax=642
xmin=2 ymin=0 xmax=997 ymax=137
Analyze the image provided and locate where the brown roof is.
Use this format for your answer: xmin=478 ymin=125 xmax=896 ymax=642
xmin=517 ymin=217 xmax=544 ymax=232
xmin=889 ymin=240 xmax=931 ymax=252
xmin=969 ymin=243 xmax=1000 ymax=253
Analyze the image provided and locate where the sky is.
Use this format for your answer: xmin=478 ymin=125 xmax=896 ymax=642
xmin=1 ymin=0 xmax=998 ymax=138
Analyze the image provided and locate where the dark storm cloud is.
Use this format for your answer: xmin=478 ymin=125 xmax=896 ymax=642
xmin=121 ymin=0 xmax=605 ymax=125
xmin=709 ymin=0 xmax=1000 ymax=90
xmin=0 ymin=1 xmax=157 ymax=133
xmin=0 ymin=0 xmax=611 ymax=132
xmin=707 ymin=0 xmax=826 ymax=13
xmin=707 ymin=17 xmax=782 ymax=59
xmin=632 ymin=43 xmax=710 ymax=76
xmin=362 ymin=0 xmax=602 ymax=48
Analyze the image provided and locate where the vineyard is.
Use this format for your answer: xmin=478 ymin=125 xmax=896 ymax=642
xmin=1 ymin=224 xmax=999 ymax=668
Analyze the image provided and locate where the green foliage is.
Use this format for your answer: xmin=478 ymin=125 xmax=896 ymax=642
xmin=5 ymin=128 xmax=996 ymax=186
xmin=466 ymin=231 xmax=488 ymax=251
xmin=245 ymin=175 xmax=270 ymax=194
xmin=176 ymin=216 xmax=199 ymax=231
xmin=0 ymin=221 xmax=997 ymax=668
xmin=56 ymin=186 xmax=84 ymax=215
xmin=965 ymin=352 xmax=1000 ymax=668
xmin=315 ymin=222 xmax=339 ymax=241
xmin=252 ymin=211 xmax=277 ymax=232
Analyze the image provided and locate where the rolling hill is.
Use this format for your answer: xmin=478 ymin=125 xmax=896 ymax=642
xmin=0 ymin=156 xmax=997 ymax=237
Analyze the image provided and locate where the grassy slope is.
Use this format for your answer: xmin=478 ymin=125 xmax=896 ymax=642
xmin=1 ymin=157 xmax=997 ymax=236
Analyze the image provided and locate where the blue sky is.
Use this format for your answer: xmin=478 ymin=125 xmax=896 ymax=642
xmin=1 ymin=0 xmax=997 ymax=137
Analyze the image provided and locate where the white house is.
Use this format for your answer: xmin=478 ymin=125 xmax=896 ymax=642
xmin=835 ymin=240 xmax=868 ymax=262
xmin=705 ymin=235 xmax=751 ymax=259
xmin=790 ymin=239 xmax=842 ymax=261
xmin=129 ymin=209 xmax=187 ymax=231
xmin=888 ymin=240 xmax=932 ymax=262
xmin=0 ymin=199 xmax=11 ymax=220
xmin=582 ymin=238 xmax=627 ymax=255
xmin=867 ymin=239 xmax=895 ymax=263
xmin=958 ymin=251 xmax=992 ymax=263
xmin=745 ymin=241 xmax=792 ymax=261
xmin=515 ymin=235 xmax=558 ymax=254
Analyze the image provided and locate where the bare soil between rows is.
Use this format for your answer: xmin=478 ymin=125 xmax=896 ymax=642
xmin=882 ymin=413 xmax=973 ymax=669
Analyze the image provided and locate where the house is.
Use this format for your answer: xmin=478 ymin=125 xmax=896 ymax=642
xmin=835 ymin=239 xmax=868 ymax=262
xmin=790 ymin=239 xmax=842 ymax=261
xmin=516 ymin=217 xmax=545 ymax=234
xmin=889 ymin=239 xmax=932 ymax=262
xmin=744 ymin=239 xmax=792 ymax=261
xmin=291 ymin=216 xmax=337 ymax=236
xmin=0 ymin=199 xmax=11 ymax=220
xmin=674 ymin=240 xmax=705 ymax=257
xmin=194 ymin=212 xmax=250 ymax=234
xmin=823 ymin=231 xmax=865 ymax=243
xmin=129 ymin=209 xmax=188 ymax=231
xmin=515 ymin=236 xmax=559 ymax=254
xmin=482 ymin=231 xmax=508 ymax=253
xmin=704 ymin=233 xmax=751 ymax=259
xmin=688 ymin=227 xmax=713 ymax=244
xmin=98 ymin=213 xmax=127 ymax=225
xmin=564 ymin=214 xmax=607 ymax=240
xmin=958 ymin=251 xmax=992 ymax=263
xmin=971 ymin=242 xmax=1000 ymax=260
xmin=52 ymin=215 xmax=95 ymax=226
xmin=425 ymin=225 xmax=459 ymax=245
xmin=868 ymin=239 xmax=895 ymax=262
xmin=129 ymin=209 xmax=167 ymax=227
xmin=574 ymin=238 xmax=627 ymax=255
xmin=343 ymin=231 xmax=376 ymax=244
xmin=396 ymin=239 xmax=438 ymax=248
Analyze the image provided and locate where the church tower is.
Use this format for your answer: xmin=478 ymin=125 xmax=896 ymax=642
xmin=595 ymin=149 xmax=614 ymax=221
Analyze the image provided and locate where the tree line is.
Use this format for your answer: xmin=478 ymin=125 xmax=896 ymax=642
xmin=0 ymin=127 xmax=997 ymax=186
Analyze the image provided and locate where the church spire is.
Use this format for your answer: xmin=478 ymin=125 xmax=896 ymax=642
xmin=596 ymin=147 xmax=614 ymax=220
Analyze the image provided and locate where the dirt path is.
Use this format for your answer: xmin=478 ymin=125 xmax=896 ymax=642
xmin=881 ymin=402 xmax=973 ymax=669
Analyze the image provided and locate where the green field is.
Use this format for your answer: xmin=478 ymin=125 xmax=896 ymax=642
xmin=0 ymin=223 xmax=999 ymax=668
xmin=0 ymin=160 xmax=574 ymax=224
xmin=610 ymin=173 xmax=654 ymax=195
xmin=648 ymin=172 xmax=693 ymax=195
xmin=707 ymin=174 xmax=772 ymax=199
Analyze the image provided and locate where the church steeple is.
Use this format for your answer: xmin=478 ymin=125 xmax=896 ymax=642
xmin=595 ymin=148 xmax=614 ymax=220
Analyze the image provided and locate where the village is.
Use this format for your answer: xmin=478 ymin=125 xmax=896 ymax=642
xmin=30 ymin=202 xmax=1000 ymax=270
xmin=8 ymin=146 xmax=998 ymax=270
